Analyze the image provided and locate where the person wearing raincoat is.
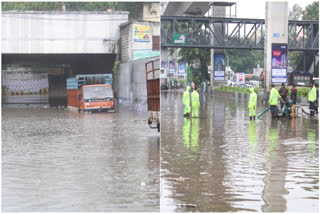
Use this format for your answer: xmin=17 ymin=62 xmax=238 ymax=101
xmin=268 ymin=84 xmax=284 ymax=119
xmin=183 ymin=86 xmax=191 ymax=117
xmin=191 ymin=86 xmax=200 ymax=118
xmin=308 ymin=82 xmax=317 ymax=117
xmin=248 ymin=88 xmax=257 ymax=120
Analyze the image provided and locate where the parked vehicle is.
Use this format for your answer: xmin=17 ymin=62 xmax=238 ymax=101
xmin=66 ymin=74 xmax=115 ymax=112
xmin=145 ymin=59 xmax=160 ymax=132
xmin=287 ymin=71 xmax=313 ymax=86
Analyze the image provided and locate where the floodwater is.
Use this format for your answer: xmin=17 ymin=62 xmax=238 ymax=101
xmin=2 ymin=100 xmax=159 ymax=211
xmin=161 ymin=91 xmax=319 ymax=212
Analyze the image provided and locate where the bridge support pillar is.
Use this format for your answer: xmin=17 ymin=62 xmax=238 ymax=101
xmin=264 ymin=2 xmax=288 ymax=92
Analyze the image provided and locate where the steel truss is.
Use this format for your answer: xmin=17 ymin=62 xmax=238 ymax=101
xmin=161 ymin=16 xmax=319 ymax=51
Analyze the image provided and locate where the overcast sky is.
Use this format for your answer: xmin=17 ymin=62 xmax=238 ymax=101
xmin=235 ymin=0 xmax=317 ymax=19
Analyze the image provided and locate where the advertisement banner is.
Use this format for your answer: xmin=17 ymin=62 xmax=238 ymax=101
xmin=173 ymin=33 xmax=186 ymax=44
xmin=169 ymin=61 xmax=175 ymax=73
xmin=214 ymin=53 xmax=225 ymax=81
xmin=271 ymin=43 xmax=287 ymax=83
xmin=133 ymin=25 xmax=150 ymax=42
xmin=161 ymin=61 xmax=167 ymax=69
xmin=178 ymin=61 xmax=185 ymax=76
xmin=237 ymin=73 xmax=245 ymax=84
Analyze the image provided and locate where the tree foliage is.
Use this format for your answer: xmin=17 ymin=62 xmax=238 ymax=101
xmin=302 ymin=2 xmax=319 ymax=21
xmin=1 ymin=2 xmax=144 ymax=20
xmin=226 ymin=49 xmax=264 ymax=74
xmin=289 ymin=4 xmax=302 ymax=20
xmin=177 ymin=48 xmax=210 ymax=81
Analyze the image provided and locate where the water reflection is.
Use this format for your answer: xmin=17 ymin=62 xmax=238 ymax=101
xmin=2 ymin=104 xmax=159 ymax=212
xmin=161 ymin=91 xmax=319 ymax=212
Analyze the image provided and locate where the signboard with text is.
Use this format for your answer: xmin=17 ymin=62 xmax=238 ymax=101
xmin=173 ymin=33 xmax=186 ymax=44
xmin=214 ymin=53 xmax=225 ymax=81
xmin=133 ymin=25 xmax=150 ymax=42
xmin=271 ymin=43 xmax=287 ymax=83
xmin=178 ymin=61 xmax=185 ymax=76
xmin=169 ymin=61 xmax=175 ymax=73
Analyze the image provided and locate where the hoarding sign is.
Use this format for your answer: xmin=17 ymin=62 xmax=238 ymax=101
xmin=178 ymin=61 xmax=185 ymax=76
xmin=173 ymin=34 xmax=186 ymax=44
xmin=169 ymin=61 xmax=175 ymax=73
xmin=271 ymin=43 xmax=287 ymax=83
xmin=214 ymin=53 xmax=225 ymax=81
xmin=237 ymin=73 xmax=245 ymax=84
xmin=161 ymin=61 xmax=167 ymax=69
xmin=133 ymin=25 xmax=150 ymax=42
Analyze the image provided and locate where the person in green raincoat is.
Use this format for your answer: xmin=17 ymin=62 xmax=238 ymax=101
xmin=268 ymin=84 xmax=284 ymax=119
xmin=248 ymin=88 xmax=257 ymax=120
xmin=183 ymin=86 xmax=191 ymax=117
xmin=191 ymin=86 xmax=200 ymax=118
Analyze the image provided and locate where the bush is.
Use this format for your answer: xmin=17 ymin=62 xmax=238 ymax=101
xmin=216 ymin=86 xmax=310 ymax=97
xmin=215 ymin=86 xmax=258 ymax=94
xmin=179 ymin=79 xmax=185 ymax=87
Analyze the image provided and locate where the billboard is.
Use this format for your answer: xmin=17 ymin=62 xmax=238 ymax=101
xmin=214 ymin=53 xmax=225 ymax=81
xmin=237 ymin=73 xmax=245 ymax=84
xmin=169 ymin=61 xmax=175 ymax=73
xmin=178 ymin=61 xmax=185 ymax=76
xmin=161 ymin=61 xmax=167 ymax=69
xmin=271 ymin=43 xmax=287 ymax=83
xmin=133 ymin=25 xmax=150 ymax=42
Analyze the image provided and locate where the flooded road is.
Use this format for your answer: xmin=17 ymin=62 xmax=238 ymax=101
xmin=161 ymin=91 xmax=319 ymax=212
xmin=2 ymin=103 xmax=159 ymax=212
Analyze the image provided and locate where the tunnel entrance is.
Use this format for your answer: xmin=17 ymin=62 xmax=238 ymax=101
xmin=2 ymin=53 xmax=116 ymax=106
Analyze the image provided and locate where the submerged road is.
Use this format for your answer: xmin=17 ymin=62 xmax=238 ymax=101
xmin=161 ymin=91 xmax=319 ymax=212
xmin=2 ymin=102 xmax=159 ymax=212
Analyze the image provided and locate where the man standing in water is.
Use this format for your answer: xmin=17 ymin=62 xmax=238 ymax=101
xmin=248 ymin=88 xmax=257 ymax=120
xmin=308 ymin=81 xmax=317 ymax=117
xmin=191 ymin=86 xmax=200 ymax=118
xmin=183 ymin=86 xmax=191 ymax=117
xmin=268 ymin=84 xmax=284 ymax=119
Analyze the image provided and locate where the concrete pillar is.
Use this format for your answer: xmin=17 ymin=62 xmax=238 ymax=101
xmin=210 ymin=5 xmax=214 ymax=89
xmin=211 ymin=5 xmax=226 ymax=88
xmin=264 ymin=2 xmax=288 ymax=92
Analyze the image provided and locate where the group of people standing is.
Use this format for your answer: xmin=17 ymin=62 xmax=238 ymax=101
xmin=183 ymin=84 xmax=200 ymax=118
xmin=183 ymin=81 xmax=318 ymax=120
xmin=249 ymin=81 xmax=319 ymax=120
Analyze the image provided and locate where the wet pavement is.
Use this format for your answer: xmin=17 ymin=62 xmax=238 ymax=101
xmin=160 ymin=91 xmax=319 ymax=212
xmin=2 ymin=101 xmax=159 ymax=211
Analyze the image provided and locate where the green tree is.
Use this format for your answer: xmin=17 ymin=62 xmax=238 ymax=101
xmin=289 ymin=4 xmax=302 ymax=20
xmin=226 ymin=49 xmax=264 ymax=74
xmin=2 ymin=2 xmax=144 ymax=20
xmin=177 ymin=48 xmax=210 ymax=82
xmin=302 ymin=2 xmax=319 ymax=21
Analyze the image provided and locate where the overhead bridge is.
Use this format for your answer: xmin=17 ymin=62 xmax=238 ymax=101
xmin=161 ymin=16 xmax=319 ymax=51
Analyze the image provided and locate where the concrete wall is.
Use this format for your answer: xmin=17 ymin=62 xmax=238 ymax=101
xmin=2 ymin=11 xmax=128 ymax=54
xmin=116 ymin=57 xmax=159 ymax=104
xmin=143 ymin=2 xmax=160 ymax=22
xmin=120 ymin=21 xmax=160 ymax=63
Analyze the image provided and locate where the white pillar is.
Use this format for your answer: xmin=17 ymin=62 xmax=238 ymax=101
xmin=264 ymin=2 xmax=288 ymax=92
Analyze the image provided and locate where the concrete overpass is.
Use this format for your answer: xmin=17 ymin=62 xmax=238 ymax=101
xmin=2 ymin=11 xmax=129 ymax=105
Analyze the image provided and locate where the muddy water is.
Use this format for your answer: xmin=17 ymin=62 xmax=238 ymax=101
xmin=161 ymin=91 xmax=319 ymax=212
xmin=2 ymin=104 xmax=159 ymax=212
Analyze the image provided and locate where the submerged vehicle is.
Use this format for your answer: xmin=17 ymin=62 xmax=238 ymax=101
xmin=66 ymin=74 xmax=115 ymax=112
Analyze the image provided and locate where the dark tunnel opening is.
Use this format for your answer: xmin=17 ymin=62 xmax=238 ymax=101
xmin=2 ymin=54 xmax=116 ymax=106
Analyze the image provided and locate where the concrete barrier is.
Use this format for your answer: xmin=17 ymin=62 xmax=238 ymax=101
xmin=9 ymin=88 xmax=49 ymax=96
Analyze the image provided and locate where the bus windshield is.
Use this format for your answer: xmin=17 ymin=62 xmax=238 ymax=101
xmin=84 ymin=86 xmax=113 ymax=100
